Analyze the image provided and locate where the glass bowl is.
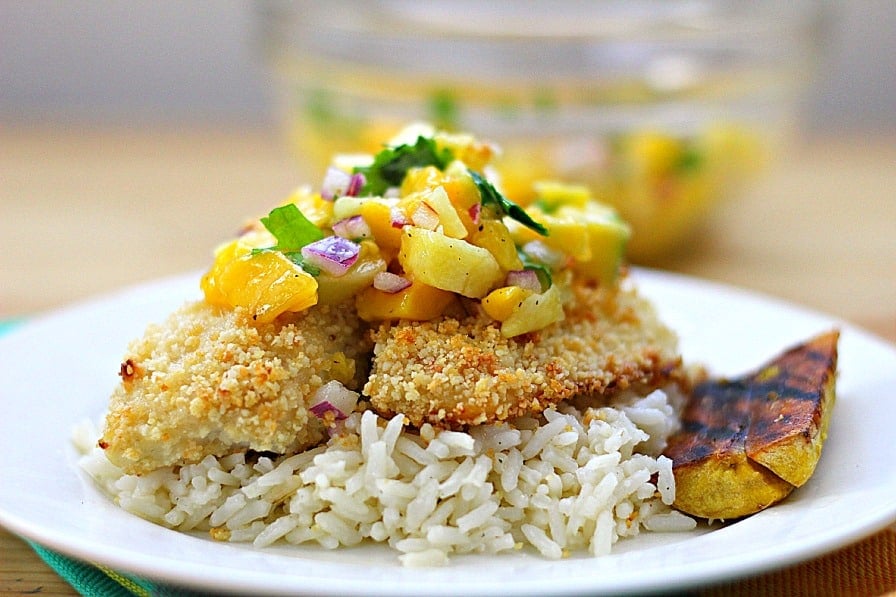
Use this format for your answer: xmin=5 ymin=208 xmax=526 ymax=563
xmin=258 ymin=0 xmax=821 ymax=262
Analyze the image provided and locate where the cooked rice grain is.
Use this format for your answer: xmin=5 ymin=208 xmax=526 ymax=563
xmin=76 ymin=389 xmax=695 ymax=566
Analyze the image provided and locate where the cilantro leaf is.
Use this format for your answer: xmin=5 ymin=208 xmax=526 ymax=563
xmin=260 ymin=204 xmax=324 ymax=252
xmin=355 ymin=136 xmax=454 ymax=196
xmin=282 ymin=252 xmax=321 ymax=276
xmin=469 ymin=170 xmax=548 ymax=236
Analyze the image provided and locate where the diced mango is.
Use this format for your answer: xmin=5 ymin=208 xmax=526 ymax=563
xmin=207 ymin=250 xmax=318 ymax=323
xmin=399 ymin=226 xmax=503 ymax=298
xmin=470 ymin=220 xmax=524 ymax=272
xmin=482 ymin=286 xmax=534 ymax=322
xmin=441 ymin=163 xmax=481 ymax=210
xmin=200 ymin=238 xmax=253 ymax=307
xmin=359 ymin=201 xmax=404 ymax=252
xmin=500 ymin=284 xmax=565 ymax=337
xmin=356 ymin=280 xmax=456 ymax=322
xmin=400 ymin=165 xmax=442 ymax=196
xmin=200 ymin=271 xmax=227 ymax=307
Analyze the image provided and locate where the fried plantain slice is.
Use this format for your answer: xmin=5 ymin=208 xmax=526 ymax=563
xmin=665 ymin=330 xmax=839 ymax=519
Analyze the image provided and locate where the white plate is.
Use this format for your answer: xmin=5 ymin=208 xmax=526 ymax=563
xmin=2 ymin=269 xmax=895 ymax=596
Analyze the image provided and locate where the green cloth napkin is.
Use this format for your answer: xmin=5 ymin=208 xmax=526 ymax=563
xmin=2 ymin=320 xmax=206 ymax=596
xmin=28 ymin=539 xmax=215 ymax=596
xmin=28 ymin=541 xmax=159 ymax=597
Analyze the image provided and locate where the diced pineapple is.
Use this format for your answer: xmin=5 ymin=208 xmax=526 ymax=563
xmin=355 ymin=280 xmax=456 ymax=321
xmin=423 ymin=185 xmax=468 ymax=239
xmin=499 ymin=284 xmax=565 ymax=337
xmin=482 ymin=286 xmax=534 ymax=322
xmin=209 ymin=250 xmax=318 ymax=323
xmin=399 ymin=226 xmax=503 ymax=298
xmin=409 ymin=201 xmax=440 ymax=230
xmin=316 ymin=240 xmax=387 ymax=305
xmin=469 ymin=220 xmax=524 ymax=272
xmin=332 ymin=196 xmax=372 ymax=222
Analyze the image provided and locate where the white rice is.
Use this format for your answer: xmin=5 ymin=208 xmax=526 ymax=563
xmin=76 ymin=388 xmax=696 ymax=566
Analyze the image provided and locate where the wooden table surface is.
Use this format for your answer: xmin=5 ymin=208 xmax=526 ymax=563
xmin=1 ymin=126 xmax=894 ymax=595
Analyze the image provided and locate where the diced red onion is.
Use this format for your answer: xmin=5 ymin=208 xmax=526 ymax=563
xmin=390 ymin=207 xmax=409 ymax=229
xmin=332 ymin=215 xmax=372 ymax=240
xmin=346 ymin=172 xmax=365 ymax=197
xmin=373 ymin=271 xmax=412 ymax=294
xmin=468 ymin=203 xmax=481 ymax=225
xmin=411 ymin=202 xmax=440 ymax=230
xmin=506 ymin=269 xmax=543 ymax=292
xmin=300 ymin=236 xmax=360 ymax=276
xmin=309 ymin=380 xmax=359 ymax=420
xmin=320 ymin=167 xmax=352 ymax=200
xmin=321 ymin=168 xmax=365 ymax=200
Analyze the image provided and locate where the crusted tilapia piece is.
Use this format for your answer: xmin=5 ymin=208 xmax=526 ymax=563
xmin=364 ymin=278 xmax=683 ymax=428
xmin=100 ymin=300 xmax=371 ymax=475
xmin=665 ymin=330 xmax=839 ymax=519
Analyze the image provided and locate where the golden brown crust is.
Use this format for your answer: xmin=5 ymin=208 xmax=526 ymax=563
xmin=364 ymin=279 xmax=682 ymax=428
xmin=100 ymin=300 xmax=371 ymax=474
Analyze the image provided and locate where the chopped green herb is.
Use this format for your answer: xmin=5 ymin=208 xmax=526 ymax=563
xmin=260 ymin=203 xmax=325 ymax=251
xmin=355 ymin=136 xmax=454 ymax=196
xmin=252 ymin=204 xmax=325 ymax=276
xmin=517 ymin=249 xmax=553 ymax=289
xmin=282 ymin=252 xmax=321 ymax=276
xmin=469 ymin=170 xmax=548 ymax=236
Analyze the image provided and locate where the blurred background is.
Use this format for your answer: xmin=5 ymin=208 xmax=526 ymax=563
xmin=2 ymin=2 xmax=893 ymax=133
xmin=1 ymin=1 xmax=894 ymax=338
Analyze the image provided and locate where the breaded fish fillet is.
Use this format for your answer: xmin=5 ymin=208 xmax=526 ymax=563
xmin=100 ymin=299 xmax=371 ymax=474
xmin=364 ymin=278 xmax=682 ymax=428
